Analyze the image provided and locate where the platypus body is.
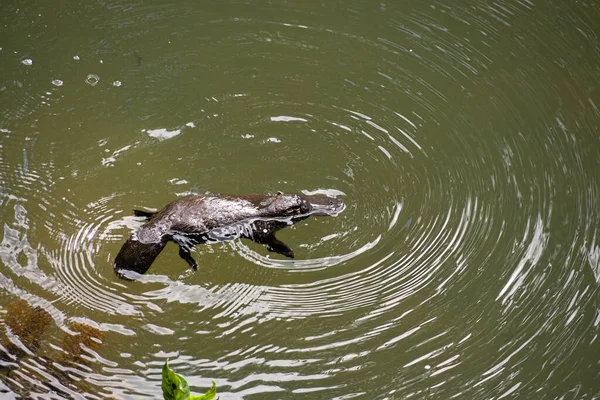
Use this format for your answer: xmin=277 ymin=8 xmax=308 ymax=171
xmin=114 ymin=193 xmax=345 ymax=277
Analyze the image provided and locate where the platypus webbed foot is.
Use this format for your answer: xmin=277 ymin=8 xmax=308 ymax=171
xmin=265 ymin=237 xmax=295 ymax=259
xmin=178 ymin=246 xmax=198 ymax=270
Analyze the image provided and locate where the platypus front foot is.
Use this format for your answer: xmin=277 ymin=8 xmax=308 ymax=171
xmin=265 ymin=237 xmax=295 ymax=259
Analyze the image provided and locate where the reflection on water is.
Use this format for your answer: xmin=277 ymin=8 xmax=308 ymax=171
xmin=1 ymin=0 xmax=599 ymax=398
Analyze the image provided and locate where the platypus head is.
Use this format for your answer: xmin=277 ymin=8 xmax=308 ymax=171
xmin=303 ymin=195 xmax=346 ymax=216
xmin=113 ymin=237 xmax=167 ymax=278
xmin=262 ymin=193 xmax=345 ymax=218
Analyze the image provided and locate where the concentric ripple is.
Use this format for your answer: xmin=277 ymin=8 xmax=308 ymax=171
xmin=2 ymin=0 xmax=600 ymax=398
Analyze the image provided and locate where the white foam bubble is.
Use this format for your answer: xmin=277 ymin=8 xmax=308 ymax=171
xmin=85 ymin=74 xmax=100 ymax=86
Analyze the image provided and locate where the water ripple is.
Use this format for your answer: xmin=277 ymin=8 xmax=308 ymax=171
xmin=1 ymin=0 xmax=599 ymax=398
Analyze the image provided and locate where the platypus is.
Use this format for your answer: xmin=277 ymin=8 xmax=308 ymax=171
xmin=114 ymin=193 xmax=345 ymax=277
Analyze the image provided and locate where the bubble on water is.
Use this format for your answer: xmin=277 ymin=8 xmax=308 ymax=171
xmin=85 ymin=74 xmax=100 ymax=86
xmin=73 ymin=55 xmax=80 ymax=60
xmin=51 ymin=79 xmax=64 ymax=87
xmin=112 ymin=80 xmax=122 ymax=87
xmin=21 ymin=58 xmax=33 ymax=66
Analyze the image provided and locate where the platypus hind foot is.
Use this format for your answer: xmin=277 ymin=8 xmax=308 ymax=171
xmin=178 ymin=246 xmax=198 ymax=270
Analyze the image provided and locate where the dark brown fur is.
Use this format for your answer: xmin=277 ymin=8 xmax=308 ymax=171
xmin=114 ymin=193 xmax=345 ymax=278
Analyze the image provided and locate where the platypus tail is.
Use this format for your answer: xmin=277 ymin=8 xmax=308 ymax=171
xmin=114 ymin=237 xmax=167 ymax=279
xmin=133 ymin=209 xmax=155 ymax=219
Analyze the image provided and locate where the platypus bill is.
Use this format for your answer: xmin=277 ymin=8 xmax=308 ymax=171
xmin=114 ymin=193 xmax=345 ymax=278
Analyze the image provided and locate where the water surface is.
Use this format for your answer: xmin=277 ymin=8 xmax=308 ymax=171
xmin=1 ymin=0 xmax=599 ymax=398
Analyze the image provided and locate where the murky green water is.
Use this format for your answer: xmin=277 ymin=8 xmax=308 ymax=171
xmin=1 ymin=0 xmax=599 ymax=398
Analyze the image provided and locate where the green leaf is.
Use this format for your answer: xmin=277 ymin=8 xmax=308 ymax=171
xmin=162 ymin=360 xmax=191 ymax=400
xmin=189 ymin=381 xmax=217 ymax=400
